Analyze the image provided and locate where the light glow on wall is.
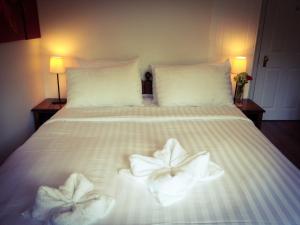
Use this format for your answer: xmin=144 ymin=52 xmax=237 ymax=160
xmin=43 ymin=35 xmax=78 ymax=56
xmin=225 ymin=38 xmax=248 ymax=56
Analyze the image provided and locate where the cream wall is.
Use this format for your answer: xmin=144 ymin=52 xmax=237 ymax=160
xmin=209 ymin=0 xmax=262 ymax=94
xmin=0 ymin=39 xmax=44 ymax=163
xmin=38 ymin=0 xmax=261 ymax=98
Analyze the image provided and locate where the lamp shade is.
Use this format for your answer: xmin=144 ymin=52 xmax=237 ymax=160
xmin=231 ymin=56 xmax=247 ymax=74
xmin=50 ymin=56 xmax=65 ymax=74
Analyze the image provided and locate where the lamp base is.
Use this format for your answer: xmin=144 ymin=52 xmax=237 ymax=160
xmin=52 ymin=101 xmax=63 ymax=105
xmin=51 ymin=99 xmax=66 ymax=105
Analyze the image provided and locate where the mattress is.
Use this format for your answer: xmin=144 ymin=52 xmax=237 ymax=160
xmin=0 ymin=105 xmax=299 ymax=225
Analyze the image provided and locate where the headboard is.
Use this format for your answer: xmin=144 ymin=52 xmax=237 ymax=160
xmin=142 ymin=72 xmax=152 ymax=94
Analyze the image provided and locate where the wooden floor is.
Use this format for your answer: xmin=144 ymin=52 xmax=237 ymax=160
xmin=260 ymin=121 xmax=300 ymax=169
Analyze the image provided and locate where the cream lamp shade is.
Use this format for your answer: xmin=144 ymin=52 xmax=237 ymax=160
xmin=231 ymin=56 xmax=247 ymax=74
xmin=50 ymin=56 xmax=65 ymax=74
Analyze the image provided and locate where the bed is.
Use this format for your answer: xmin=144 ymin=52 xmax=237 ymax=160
xmin=0 ymin=59 xmax=299 ymax=225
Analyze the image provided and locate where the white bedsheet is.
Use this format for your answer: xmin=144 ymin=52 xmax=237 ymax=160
xmin=0 ymin=105 xmax=299 ymax=225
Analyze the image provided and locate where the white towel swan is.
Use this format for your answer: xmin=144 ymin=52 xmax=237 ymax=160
xmin=26 ymin=173 xmax=115 ymax=225
xmin=120 ymin=139 xmax=224 ymax=206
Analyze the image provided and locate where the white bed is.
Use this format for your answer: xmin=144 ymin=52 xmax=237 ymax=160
xmin=0 ymin=104 xmax=299 ymax=225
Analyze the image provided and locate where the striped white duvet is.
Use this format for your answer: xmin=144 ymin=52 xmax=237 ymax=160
xmin=0 ymin=105 xmax=299 ymax=225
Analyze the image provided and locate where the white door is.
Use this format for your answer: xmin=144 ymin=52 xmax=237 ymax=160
xmin=253 ymin=0 xmax=300 ymax=120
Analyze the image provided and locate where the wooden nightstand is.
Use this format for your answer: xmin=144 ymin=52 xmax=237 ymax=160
xmin=32 ymin=98 xmax=66 ymax=130
xmin=235 ymin=99 xmax=265 ymax=129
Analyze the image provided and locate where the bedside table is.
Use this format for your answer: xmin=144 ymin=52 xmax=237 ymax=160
xmin=235 ymin=99 xmax=265 ymax=129
xmin=32 ymin=98 xmax=66 ymax=130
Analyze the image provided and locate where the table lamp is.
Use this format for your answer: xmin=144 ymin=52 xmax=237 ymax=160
xmin=50 ymin=56 xmax=65 ymax=104
xmin=231 ymin=56 xmax=247 ymax=75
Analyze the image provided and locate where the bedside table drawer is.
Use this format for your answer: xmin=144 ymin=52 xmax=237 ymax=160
xmin=32 ymin=98 xmax=66 ymax=130
xmin=32 ymin=111 xmax=56 ymax=129
xmin=243 ymin=111 xmax=264 ymax=129
xmin=235 ymin=99 xmax=265 ymax=129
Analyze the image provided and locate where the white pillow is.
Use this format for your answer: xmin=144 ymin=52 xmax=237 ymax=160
xmin=66 ymin=60 xmax=143 ymax=108
xmin=152 ymin=61 xmax=233 ymax=106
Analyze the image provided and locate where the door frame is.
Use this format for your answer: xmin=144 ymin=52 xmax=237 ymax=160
xmin=249 ymin=0 xmax=269 ymax=98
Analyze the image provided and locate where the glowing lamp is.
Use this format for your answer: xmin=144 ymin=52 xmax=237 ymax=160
xmin=50 ymin=56 xmax=65 ymax=73
xmin=231 ymin=56 xmax=247 ymax=74
xmin=50 ymin=56 xmax=65 ymax=104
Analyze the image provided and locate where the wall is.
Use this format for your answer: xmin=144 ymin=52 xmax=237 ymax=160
xmin=0 ymin=39 xmax=44 ymax=164
xmin=209 ymin=0 xmax=262 ymax=94
xmin=37 ymin=0 xmax=261 ymax=98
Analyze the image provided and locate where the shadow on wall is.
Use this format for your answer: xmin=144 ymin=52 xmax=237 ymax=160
xmin=0 ymin=39 xmax=44 ymax=165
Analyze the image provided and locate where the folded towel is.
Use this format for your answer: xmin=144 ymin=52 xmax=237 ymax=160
xmin=120 ymin=138 xmax=224 ymax=206
xmin=27 ymin=173 xmax=115 ymax=225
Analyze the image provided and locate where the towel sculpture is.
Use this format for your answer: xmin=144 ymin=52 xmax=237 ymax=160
xmin=120 ymin=138 xmax=224 ymax=206
xmin=26 ymin=173 xmax=115 ymax=225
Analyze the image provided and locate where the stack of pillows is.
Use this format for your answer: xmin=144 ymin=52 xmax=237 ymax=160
xmin=65 ymin=58 xmax=233 ymax=108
